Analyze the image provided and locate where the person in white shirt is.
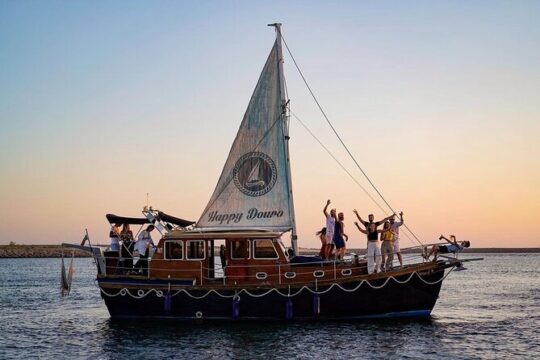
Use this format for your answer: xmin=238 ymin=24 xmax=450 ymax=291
xmin=390 ymin=212 xmax=404 ymax=268
xmin=323 ymin=200 xmax=336 ymax=260
xmin=133 ymin=225 xmax=155 ymax=274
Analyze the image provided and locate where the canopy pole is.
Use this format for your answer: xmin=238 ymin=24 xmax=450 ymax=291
xmin=269 ymin=23 xmax=298 ymax=255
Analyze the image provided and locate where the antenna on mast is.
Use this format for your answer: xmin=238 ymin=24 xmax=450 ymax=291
xmin=143 ymin=192 xmax=150 ymax=211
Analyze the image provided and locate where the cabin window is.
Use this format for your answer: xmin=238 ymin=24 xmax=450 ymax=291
xmin=186 ymin=240 xmax=205 ymax=260
xmin=164 ymin=240 xmax=183 ymax=260
xmin=230 ymin=239 xmax=250 ymax=259
xmin=253 ymin=239 xmax=278 ymax=259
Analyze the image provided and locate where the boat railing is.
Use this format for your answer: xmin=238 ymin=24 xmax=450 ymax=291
xmin=100 ymin=250 xmax=431 ymax=286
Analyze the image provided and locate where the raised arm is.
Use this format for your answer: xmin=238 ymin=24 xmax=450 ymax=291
xmin=353 ymin=209 xmax=364 ymax=223
xmin=399 ymin=211 xmax=404 ymax=224
xmin=323 ymin=200 xmax=331 ymax=217
xmin=376 ymin=214 xmax=394 ymax=225
xmin=354 ymin=222 xmax=367 ymax=234
xmin=439 ymin=235 xmax=454 ymax=244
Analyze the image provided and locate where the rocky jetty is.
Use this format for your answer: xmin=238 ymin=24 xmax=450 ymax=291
xmin=0 ymin=245 xmax=91 ymax=258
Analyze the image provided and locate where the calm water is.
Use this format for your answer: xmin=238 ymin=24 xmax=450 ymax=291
xmin=0 ymin=254 xmax=538 ymax=359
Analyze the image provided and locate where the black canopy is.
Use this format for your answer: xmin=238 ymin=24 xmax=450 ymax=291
xmin=106 ymin=214 xmax=150 ymax=225
xmin=105 ymin=212 xmax=194 ymax=228
xmin=157 ymin=211 xmax=195 ymax=227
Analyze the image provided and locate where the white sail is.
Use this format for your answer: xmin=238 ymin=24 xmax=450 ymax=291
xmin=196 ymin=38 xmax=293 ymax=232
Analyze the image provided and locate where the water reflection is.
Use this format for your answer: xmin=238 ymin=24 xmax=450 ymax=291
xmin=93 ymin=317 xmax=451 ymax=359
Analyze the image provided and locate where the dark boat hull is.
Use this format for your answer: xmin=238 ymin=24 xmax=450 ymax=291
xmin=99 ymin=268 xmax=445 ymax=320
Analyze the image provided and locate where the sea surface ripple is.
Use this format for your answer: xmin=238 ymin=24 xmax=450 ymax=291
xmin=0 ymin=254 xmax=538 ymax=359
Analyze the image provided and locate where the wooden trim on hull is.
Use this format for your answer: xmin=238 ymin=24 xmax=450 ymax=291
xmin=99 ymin=265 xmax=446 ymax=320
xmin=97 ymin=260 xmax=452 ymax=291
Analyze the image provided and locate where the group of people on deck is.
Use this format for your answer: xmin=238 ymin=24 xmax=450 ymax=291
xmin=318 ymin=200 xmax=470 ymax=274
xmin=319 ymin=199 xmax=404 ymax=274
xmin=109 ymin=223 xmax=155 ymax=274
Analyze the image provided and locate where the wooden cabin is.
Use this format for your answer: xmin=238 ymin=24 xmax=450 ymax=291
xmin=104 ymin=229 xmax=371 ymax=288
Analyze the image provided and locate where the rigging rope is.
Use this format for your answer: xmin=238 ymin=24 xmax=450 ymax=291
xmin=280 ymin=33 xmax=423 ymax=246
xmin=290 ymin=111 xmax=418 ymax=246
xmin=291 ymin=111 xmax=387 ymax=215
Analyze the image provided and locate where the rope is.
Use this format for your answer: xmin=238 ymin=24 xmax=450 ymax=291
xmin=280 ymin=34 xmax=423 ymax=246
xmin=291 ymin=112 xmax=418 ymax=246
xmin=291 ymin=112 xmax=387 ymax=215
xmin=99 ymin=268 xmax=452 ymax=299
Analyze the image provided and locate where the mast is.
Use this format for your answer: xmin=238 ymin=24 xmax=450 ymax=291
xmin=269 ymin=23 xmax=298 ymax=255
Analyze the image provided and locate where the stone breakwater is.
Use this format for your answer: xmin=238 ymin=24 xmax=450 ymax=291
xmin=0 ymin=245 xmax=91 ymax=258
xmin=1 ymin=245 xmax=538 ymax=258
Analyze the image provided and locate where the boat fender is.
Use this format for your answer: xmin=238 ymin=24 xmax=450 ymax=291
xmin=195 ymin=311 xmax=203 ymax=319
xmin=312 ymin=294 xmax=320 ymax=316
xmin=164 ymin=293 xmax=172 ymax=312
xmin=285 ymin=299 xmax=293 ymax=320
xmin=232 ymin=295 xmax=240 ymax=319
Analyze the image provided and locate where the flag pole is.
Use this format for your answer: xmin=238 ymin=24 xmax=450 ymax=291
xmin=84 ymin=228 xmax=97 ymax=266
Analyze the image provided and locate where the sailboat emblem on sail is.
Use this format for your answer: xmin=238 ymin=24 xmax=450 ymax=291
xmin=233 ymin=152 xmax=277 ymax=197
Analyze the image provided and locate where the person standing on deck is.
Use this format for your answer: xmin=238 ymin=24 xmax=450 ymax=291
xmin=355 ymin=221 xmax=380 ymax=274
xmin=120 ymin=223 xmax=134 ymax=272
xmin=219 ymin=244 xmax=226 ymax=269
xmin=380 ymin=221 xmax=394 ymax=271
xmin=323 ymin=200 xmax=336 ymax=260
xmin=353 ymin=210 xmax=393 ymax=273
xmin=389 ymin=212 xmax=404 ymax=268
xmin=316 ymin=227 xmax=327 ymax=259
xmin=133 ymin=225 xmax=155 ymax=275
xmin=109 ymin=223 xmax=121 ymax=252
xmin=333 ymin=212 xmax=348 ymax=260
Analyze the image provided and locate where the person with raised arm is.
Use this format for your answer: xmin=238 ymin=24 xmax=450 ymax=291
xmin=353 ymin=210 xmax=394 ymax=273
xmin=323 ymin=200 xmax=336 ymax=260
xmin=389 ymin=212 xmax=404 ymax=268
xmin=423 ymin=235 xmax=470 ymax=261
xmin=355 ymin=221 xmax=383 ymax=274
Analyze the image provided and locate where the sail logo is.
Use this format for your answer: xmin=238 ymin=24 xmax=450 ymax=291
xmin=233 ymin=152 xmax=277 ymax=197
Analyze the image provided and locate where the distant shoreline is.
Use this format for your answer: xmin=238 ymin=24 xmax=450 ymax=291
xmin=0 ymin=244 xmax=539 ymax=258
xmin=0 ymin=245 xmax=91 ymax=258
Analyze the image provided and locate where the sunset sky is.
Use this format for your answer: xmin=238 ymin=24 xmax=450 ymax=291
xmin=1 ymin=1 xmax=539 ymax=248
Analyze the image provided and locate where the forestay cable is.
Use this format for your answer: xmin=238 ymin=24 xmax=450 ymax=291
xmin=281 ymin=34 xmax=423 ymax=246
xmin=291 ymin=111 xmax=418 ymax=246
xmin=291 ymin=111 xmax=387 ymax=215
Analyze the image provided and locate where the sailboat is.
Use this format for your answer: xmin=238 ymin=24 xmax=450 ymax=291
xmin=64 ymin=24 xmax=477 ymax=320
